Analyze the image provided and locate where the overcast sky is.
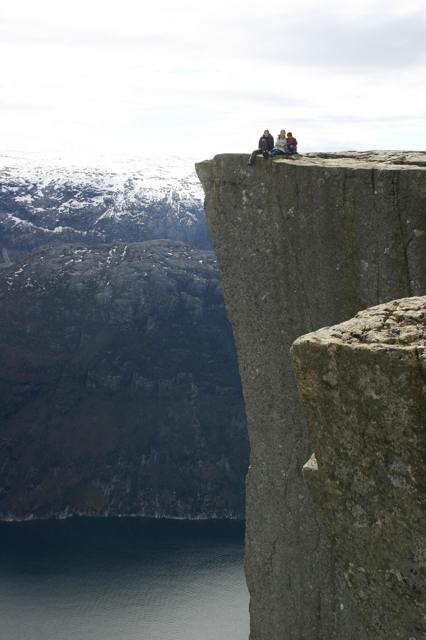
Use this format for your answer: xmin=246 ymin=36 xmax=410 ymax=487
xmin=1 ymin=0 xmax=426 ymax=159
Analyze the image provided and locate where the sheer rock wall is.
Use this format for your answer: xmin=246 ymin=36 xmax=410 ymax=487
xmin=195 ymin=151 xmax=426 ymax=640
xmin=291 ymin=296 xmax=426 ymax=639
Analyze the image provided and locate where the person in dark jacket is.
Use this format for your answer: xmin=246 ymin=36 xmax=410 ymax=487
xmin=247 ymin=130 xmax=274 ymax=165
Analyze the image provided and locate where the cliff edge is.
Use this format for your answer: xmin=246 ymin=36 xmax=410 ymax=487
xmin=291 ymin=296 xmax=426 ymax=639
xmin=195 ymin=151 xmax=426 ymax=639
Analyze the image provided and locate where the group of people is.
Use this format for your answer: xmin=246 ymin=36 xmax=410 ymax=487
xmin=247 ymin=129 xmax=298 ymax=165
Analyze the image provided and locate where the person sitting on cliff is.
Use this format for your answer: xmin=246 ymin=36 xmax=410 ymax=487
xmin=247 ymin=130 xmax=274 ymax=166
xmin=267 ymin=130 xmax=288 ymax=157
xmin=286 ymin=132 xmax=298 ymax=154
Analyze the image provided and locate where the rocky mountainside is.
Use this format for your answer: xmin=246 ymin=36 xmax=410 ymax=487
xmin=0 ymin=240 xmax=248 ymax=520
xmin=0 ymin=152 xmax=210 ymax=264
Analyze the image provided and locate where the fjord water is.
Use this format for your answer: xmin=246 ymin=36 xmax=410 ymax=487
xmin=0 ymin=518 xmax=248 ymax=640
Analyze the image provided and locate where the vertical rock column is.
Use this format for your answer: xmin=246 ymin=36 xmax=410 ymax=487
xmin=195 ymin=151 xmax=426 ymax=640
xmin=291 ymin=296 xmax=426 ymax=640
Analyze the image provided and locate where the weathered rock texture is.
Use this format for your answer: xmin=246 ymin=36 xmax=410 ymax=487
xmin=291 ymin=296 xmax=426 ymax=639
xmin=195 ymin=151 xmax=426 ymax=640
xmin=0 ymin=241 xmax=248 ymax=520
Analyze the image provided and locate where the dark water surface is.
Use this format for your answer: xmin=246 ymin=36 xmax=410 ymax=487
xmin=0 ymin=517 xmax=249 ymax=640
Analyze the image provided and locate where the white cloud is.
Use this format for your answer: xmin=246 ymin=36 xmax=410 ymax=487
xmin=0 ymin=0 xmax=425 ymax=158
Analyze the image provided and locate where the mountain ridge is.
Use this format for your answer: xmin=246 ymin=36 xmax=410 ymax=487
xmin=0 ymin=153 xmax=210 ymax=262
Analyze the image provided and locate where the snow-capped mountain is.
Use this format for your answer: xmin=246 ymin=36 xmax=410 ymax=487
xmin=0 ymin=152 xmax=209 ymax=263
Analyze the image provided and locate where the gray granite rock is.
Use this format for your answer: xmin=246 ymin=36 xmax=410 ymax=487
xmin=291 ymin=296 xmax=426 ymax=639
xmin=195 ymin=151 xmax=426 ymax=639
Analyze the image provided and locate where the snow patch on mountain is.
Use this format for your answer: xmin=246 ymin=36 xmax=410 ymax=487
xmin=0 ymin=151 xmax=209 ymax=261
xmin=0 ymin=151 xmax=203 ymax=213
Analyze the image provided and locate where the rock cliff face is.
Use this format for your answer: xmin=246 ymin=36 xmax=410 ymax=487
xmin=0 ymin=241 xmax=248 ymax=520
xmin=195 ymin=151 xmax=426 ymax=640
xmin=291 ymin=296 xmax=426 ymax=640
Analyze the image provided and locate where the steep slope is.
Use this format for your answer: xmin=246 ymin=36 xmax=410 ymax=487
xmin=195 ymin=151 xmax=426 ymax=640
xmin=0 ymin=241 xmax=248 ymax=520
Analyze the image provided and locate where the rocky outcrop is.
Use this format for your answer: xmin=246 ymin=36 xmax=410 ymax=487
xmin=0 ymin=241 xmax=248 ymax=520
xmin=291 ymin=296 xmax=426 ymax=639
xmin=0 ymin=154 xmax=210 ymax=263
xmin=195 ymin=151 xmax=426 ymax=639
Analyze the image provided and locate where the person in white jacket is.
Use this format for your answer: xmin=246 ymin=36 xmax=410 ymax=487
xmin=268 ymin=130 xmax=288 ymax=157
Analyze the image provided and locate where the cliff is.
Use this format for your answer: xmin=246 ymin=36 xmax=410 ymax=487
xmin=291 ymin=296 xmax=426 ymax=639
xmin=195 ymin=151 xmax=426 ymax=639
xmin=0 ymin=241 xmax=248 ymax=520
